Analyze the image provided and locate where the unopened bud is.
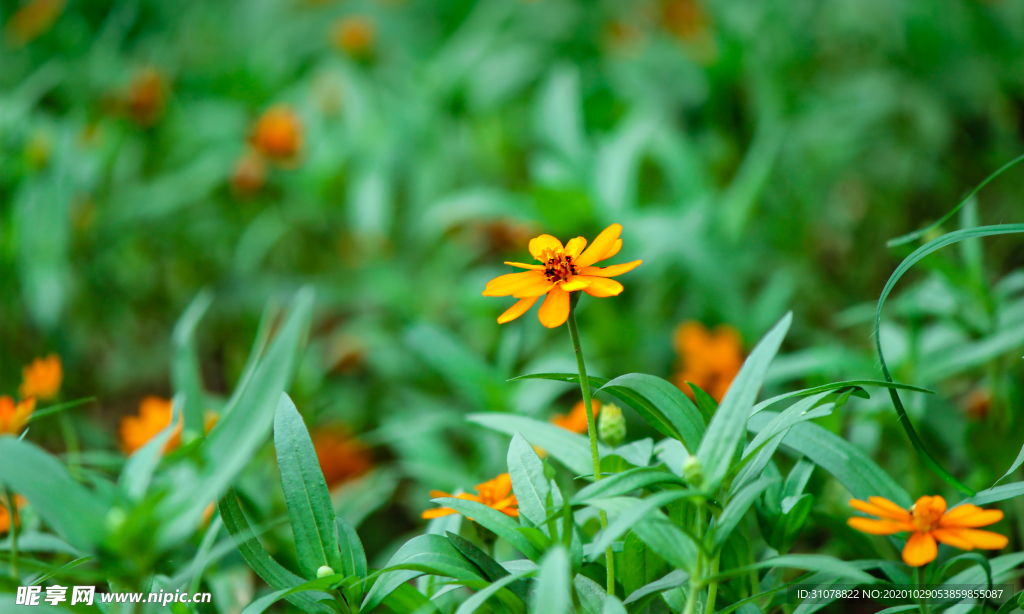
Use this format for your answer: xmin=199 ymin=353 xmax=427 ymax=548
xmin=317 ymin=565 xmax=335 ymax=579
xmin=106 ymin=507 xmax=127 ymax=533
xmin=683 ymin=456 xmax=704 ymax=489
xmin=598 ymin=403 xmax=626 ymax=447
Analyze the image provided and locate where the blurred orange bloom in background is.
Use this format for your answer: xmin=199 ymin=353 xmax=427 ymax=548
xmin=848 ymin=495 xmax=1008 ymax=567
xmin=673 ymin=321 xmax=743 ymax=402
xmin=332 ymin=16 xmax=375 ymax=57
xmin=483 ymin=223 xmax=642 ymax=328
xmin=3 ymin=0 xmax=65 ymax=47
xmin=19 ymin=354 xmax=62 ymax=401
xmin=0 ymin=397 xmax=36 ymax=436
xmin=551 ymin=399 xmax=601 ymax=434
xmin=311 ymin=429 xmax=373 ymax=489
xmin=120 ymin=397 xmax=218 ymax=455
xmin=422 ymin=473 xmax=519 ymax=519
xmin=231 ymin=150 xmax=267 ymax=196
xmin=127 ymin=67 xmax=166 ymax=127
xmin=0 ymin=495 xmax=27 ymax=534
xmin=250 ymin=106 xmax=303 ymax=164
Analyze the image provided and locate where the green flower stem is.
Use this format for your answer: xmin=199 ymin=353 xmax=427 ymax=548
xmin=916 ymin=566 xmax=930 ymax=614
xmin=566 ymin=298 xmax=615 ymax=596
xmin=4 ymin=487 xmax=18 ymax=579
xmin=684 ymin=502 xmax=706 ymax=614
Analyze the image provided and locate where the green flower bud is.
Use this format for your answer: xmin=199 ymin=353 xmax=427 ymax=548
xmin=598 ymin=403 xmax=627 ymax=447
xmin=683 ymin=456 xmax=704 ymax=489
xmin=316 ymin=565 xmax=335 ymax=579
xmin=105 ymin=507 xmax=127 ymax=534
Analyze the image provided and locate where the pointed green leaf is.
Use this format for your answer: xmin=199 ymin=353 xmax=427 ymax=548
xmin=508 ymin=433 xmax=550 ymax=526
xmin=597 ymin=373 xmax=705 ymax=452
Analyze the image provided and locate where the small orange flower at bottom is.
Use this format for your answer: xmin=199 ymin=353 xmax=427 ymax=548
xmin=550 ymin=399 xmax=601 ymax=434
xmin=848 ymin=496 xmax=1008 ymax=567
xmin=0 ymin=396 xmax=36 ymax=436
xmin=422 ymin=473 xmax=519 ymax=519
xmin=0 ymin=494 xmax=27 ymax=534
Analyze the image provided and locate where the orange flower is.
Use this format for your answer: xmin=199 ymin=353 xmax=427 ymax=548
xmin=482 ymin=224 xmax=642 ymax=328
xmin=551 ymin=399 xmax=601 ymax=434
xmin=231 ymin=150 xmax=267 ymax=195
xmin=848 ymin=496 xmax=1008 ymax=567
xmin=660 ymin=0 xmax=708 ymax=40
xmin=19 ymin=354 xmax=62 ymax=401
xmin=332 ymin=16 xmax=374 ymax=56
xmin=311 ymin=429 xmax=373 ymax=489
xmin=3 ymin=0 xmax=65 ymax=47
xmin=126 ymin=67 xmax=166 ymax=127
xmin=0 ymin=495 xmax=27 ymax=534
xmin=0 ymin=396 xmax=36 ymax=436
xmin=422 ymin=473 xmax=519 ymax=519
xmin=119 ymin=397 xmax=218 ymax=455
xmin=250 ymin=106 xmax=302 ymax=164
xmin=673 ymin=322 xmax=742 ymax=402
xmin=964 ymin=388 xmax=991 ymax=420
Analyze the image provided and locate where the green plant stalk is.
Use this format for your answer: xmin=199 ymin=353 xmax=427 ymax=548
xmin=60 ymin=412 xmax=81 ymax=478
xmin=566 ymin=300 xmax=614 ymax=596
xmin=916 ymin=566 xmax=929 ymax=614
xmin=684 ymin=502 xmax=706 ymax=614
xmin=704 ymin=554 xmax=720 ymax=614
xmin=4 ymin=487 xmax=18 ymax=579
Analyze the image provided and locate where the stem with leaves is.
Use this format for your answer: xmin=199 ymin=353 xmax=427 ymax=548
xmin=566 ymin=298 xmax=615 ymax=595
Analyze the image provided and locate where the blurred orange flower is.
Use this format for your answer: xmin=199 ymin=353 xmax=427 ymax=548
xmin=423 ymin=473 xmax=519 ymax=519
xmin=311 ymin=429 xmax=373 ymax=489
xmin=332 ymin=16 xmax=375 ymax=56
xmin=482 ymin=224 xmax=642 ymax=328
xmin=660 ymin=0 xmax=708 ymax=40
xmin=250 ymin=106 xmax=302 ymax=164
xmin=231 ymin=150 xmax=267 ymax=195
xmin=120 ymin=397 xmax=218 ymax=455
xmin=478 ymin=219 xmax=540 ymax=253
xmin=551 ymin=399 xmax=601 ymax=434
xmin=0 ymin=396 xmax=36 ymax=436
xmin=3 ymin=0 xmax=65 ymax=47
xmin=0 ymin=495 xmax=27 ymax=534
xmin=964 ymin=388 xmax=991 ymax=420
xmin=848 ymin=495 xmax=1007 ymax=567
xmin=127 ymin=67 xmax=166 ymax=127
xmin=19 ymin=354 xmax=62 ymax=401
xmin=673 ymin=321 xmax=742 ymax=402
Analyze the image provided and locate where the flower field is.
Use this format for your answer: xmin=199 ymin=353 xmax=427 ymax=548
xmin=2 ymin=0 xmax=1024 ymax=612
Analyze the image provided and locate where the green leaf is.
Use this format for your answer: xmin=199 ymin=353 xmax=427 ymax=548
xmin=602 ymin=595 xmax=628 ymax=614
xmin=467 ymin=413 xmax=611 ymax=476
xmin=336 ymin=515 xmax=368 ymax=580
xmin=750 ymin=380 xmax=934 ymax=417
xmin=587 ymin=496 xmax=700 ymax=572
xmin=362 ymin=534 xmax=483 ymax=611
xmin=118 ymin=395 xmax=181 ymax=501
xmin=707 ymin=554 xmax=878 ymax=585
xmin=531 ymin=546 xmax=570 ymax=614
xmin=588 ymin=491 xmax=699 ymax=557
xmin=748 ymin=414 xmax=912 ymax=507
xmin=597 ymin=373 xmax=705 ymax=452
xmin=508 ymin=373 xmax=609 ymax=387
xmin=574 ymin=573 xmax=607 ymax=614
xmin=0 ymin=438 xmax=106 ymax=552
xmin=711 ymin=477 xmax=779 ymax=551
xmin=572 ymin=467 xmax=687 ymax=504
xmin=172 ymin=290 xmax=213 ymax=440
xmin=959 ymin=483 xmax=1024 ymax=507
xmin=507 ymin=433 xmax=550 ymax=527
xmin=688 ymin=383 xmax=718 ymax=425
xmin=995 ymin=443 xmax=1024 ymax=486
xmin=622 ymin=569 xmax=688 ymax=605
xmin=447 ymin=531 xmax=532 ymax=604
xmin=217 ymin=490 xmax=336 ymax=614
xmin=239 ymin=574 xmax=348 ymax=614
xmin=875 ymin=226 xmax=1024 ymax=496
xmin=620 ymin=532 xmax=669 ymax=599
xmin=454 ymin=569 xmax=533 ymax=614
xmin=274 ymin=393 xmax=344 ymax=580
xmin=430 ymin=497 xmax=541 ymax=560
xmin=697 ymin=312 xmax=792 ymax=493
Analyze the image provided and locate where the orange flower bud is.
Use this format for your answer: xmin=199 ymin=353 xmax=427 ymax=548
xmin=250 ymin=106 xmax=302 ymax=163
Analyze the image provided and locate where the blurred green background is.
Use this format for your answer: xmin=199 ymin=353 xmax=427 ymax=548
xmin=3 ymin=0 xmax=1024 ymax=588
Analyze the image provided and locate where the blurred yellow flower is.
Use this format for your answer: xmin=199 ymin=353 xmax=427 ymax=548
xmin=311 ymin=428 xmax=373 ymax=489
xmin=0 ymin=495 xmax=27 ymax=534
xmin=250 ymin=106 xmax=302 ymax=164
xmin=551 ymin=399 xmax=601 ymax=434
xmin=3 ymin=0 xmax=65 ymax=47
xmin=127 ymin=67 xmax=167 ymax=127
xmin=848 ymin=495 xmax=1007 ymax=567
xmin=19 ymin=354 xmax=62 ymax=401
xmin=119 ymin=397 xmax=218 ymax=455
xmin=332 ymin=16 xmax=375 ymax=57
xmin=0 ymin=396 xmax=35 ymax=436
xmin=673 ymin=322 xmax=742 ymax=402
xmin=422 ymin=473 xmax=519 ymax=519
xmin=483 ymin=223 xmax=642 ymax=328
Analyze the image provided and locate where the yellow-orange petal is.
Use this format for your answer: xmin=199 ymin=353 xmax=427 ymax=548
xmin=498 ymin=296 xmax=540 ymax=324
xmin=575 ymin=224 xmax=622 ymax=268
xmin=483 ymin=270 xmax=546 ymax=296
xmin=580 ymin=260 xmax=642 ymax=278
xmin=529 ymin=234 xmax=564 ymax=261
xmin=565 ymin=237 xmax=587 ymax=258
xmin=429 ymin=490 xmax=454 ymax=498
xmin=847 ymin=517 xmax=912 ymax=535
xmin=504 ymin=262 xmax=544 ymax=270
xmin=956 ymin=528 xmax=1008 ymax=549
xmin=559 ymin=276 xmax=592 ymax=292
xmin=932 ymin=528 xmax=977 ymax=550
xmin=902 ymin=531 xmax=938 ymax=567
xmin=422 ymin=508 xmax=458 ymax=519
xmin=941 ymin=505 xmax=1003 ymax=528
xmin=581 ymin=277 xmax=624 ymax=297
xmin=512 ymin=279 xmax=557 ymax=298
xmin=850 ymin=498 xmax=912 ymax=523
xmin=500 ymin=507 xmax=519 ymax=517
xmin=537 ymin=287 xmax=570 ymax=328
xmin=602 ymin=239 xmax=622 ymax=260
